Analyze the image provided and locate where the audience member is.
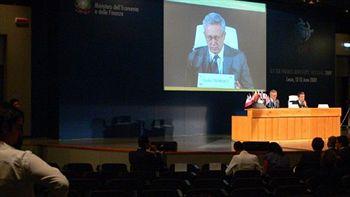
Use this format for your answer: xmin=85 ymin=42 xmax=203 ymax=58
xmin=263 ymin=142 xmax=290 ymax=174
xmin=10 ymin=98 xmax=24 ymax=149
xmin=225 ymin=141 xmax=262 ymax=175
xmin=321 ymin=136 xmax=338 ymax=171
xmin=129 ymin=137 xmax=166 ymax=178
xmin=335 ymin=135 xmax=350 ymax=174
xmin=0 ymin=104 xmax=69 ymax=197
xmin=318 ymin=136 xmax=338 ymax=195
xmin=295 ymin=137 xmax=324 ymax=180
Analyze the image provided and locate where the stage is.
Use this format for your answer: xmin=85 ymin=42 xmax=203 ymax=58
xmin=24 ymin=134 xmax=321 ymax=153
xmin=22 ymin=132 xmax=349 ymax=170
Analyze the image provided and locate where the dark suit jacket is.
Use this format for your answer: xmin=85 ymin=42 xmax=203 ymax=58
xmin=129 ymin=148 xmax=164 ymax=174
xmin=296 ymin=151 xmax=322 ymax=179
xmin=266 ymin=99 xmax=280 ymax=108
xmin=298 ymin=101 xmax=307 ymax=108
xmin=186 ymin=45 xmax=254 ymax=89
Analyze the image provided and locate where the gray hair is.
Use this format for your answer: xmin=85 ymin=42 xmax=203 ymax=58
xmin=202 ymin=12 xmax=226 ymax=33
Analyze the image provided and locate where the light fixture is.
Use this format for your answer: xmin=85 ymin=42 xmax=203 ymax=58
xmin=344 ymin=42 xmax=350 ymax=48
xmin=303 ymin=0 xmax=320 ymax=4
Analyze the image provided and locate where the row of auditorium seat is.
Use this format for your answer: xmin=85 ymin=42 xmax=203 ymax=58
xmin=42 ymin=162 xmax=350 ymax=197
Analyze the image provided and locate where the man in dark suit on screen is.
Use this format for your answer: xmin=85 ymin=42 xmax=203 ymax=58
xmin=186 ymin=12 xmax=254 ymax=89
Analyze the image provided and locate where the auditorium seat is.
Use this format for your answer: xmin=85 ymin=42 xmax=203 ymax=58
xmin=162 ymin=163 xmax=200 ymax=182
xmin=268 ymin=177 xmax=301 ymax=187
xmin=169 ymin=163 xmax=200 ymax=174
xmin=266 ymin=168 xmax=294 ymax=178
xmin=230 ymin=177 xmax=264 ymax=190
xmin=89 ymin=189 xmax=131 ymax=197
xmin=267 ymin=177 xmax=304 ymax=194
xmin=186 ymin=188 xmax=229 ymax=197
xmin=160 ymin=171 xmax=197 ymax=183
xmin=340 ymin=174 xmax=350 ymax=194
xmin=273 ymin=185 xmax=307 ymax=197
xmin=141 ymin=189 xmax=183 ymax=197
xmin=230 ymin=187 xmax=270 ymax=197
xmin=63 ymin=163 xmax=95 ymax=179
xmin=97 ymin=163 xmax=128 ymax=178
xmin=103 ymin=177 xmax=143 ymax=192
xmin=200 ymin=163 xmax=227 ymax=178
xmin=192 ymin=178 xmax=230 ymax=192
xmin=148 ymin=178 xmax=191 ymax=192
xmin=232 ymin=170 xmax=261 ymax=179
xmin=69 ymin=178 xmax=101 ymax=197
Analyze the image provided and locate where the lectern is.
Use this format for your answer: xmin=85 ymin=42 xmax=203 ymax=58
xmin=231 ymin=108 xmax=341 ymax=141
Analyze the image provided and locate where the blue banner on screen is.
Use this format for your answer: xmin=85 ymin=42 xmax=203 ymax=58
xmin=164 ymin=0 xmax=266 ymax=92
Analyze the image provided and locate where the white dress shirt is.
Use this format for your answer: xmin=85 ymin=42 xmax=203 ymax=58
xmin=0 ymin=141 xmax=69 ymax=197
xmin=225 ymin=150 xmax=262 ymax=175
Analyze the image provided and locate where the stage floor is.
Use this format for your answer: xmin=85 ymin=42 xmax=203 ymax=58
xmin=24 ymin=135 xmax=320 ymax=153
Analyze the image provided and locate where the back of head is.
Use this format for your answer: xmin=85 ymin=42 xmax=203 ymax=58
xmin=327 ymin=136 xmax=337 ymax=149
xmin=312 ymin=137 xmax=324 ymax=151
xmin=138 ymin=136 xmax=150 ymax=149
xmin=337 ymin=135 xmax=349 ymax=147
xmin=268 ymin=142 xmax=284 ymax=156
xmin=233 ymin=141 xmax=243 ymax=152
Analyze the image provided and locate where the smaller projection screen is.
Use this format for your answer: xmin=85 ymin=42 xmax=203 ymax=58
xmin=164 ymin=0 xmax=266 ymax=92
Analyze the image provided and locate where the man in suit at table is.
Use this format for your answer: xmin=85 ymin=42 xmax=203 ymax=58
xmin=297 ymin=91 xmax=308 ymax=108
xmin=266 ymin=89 xmax=280 ymax=108
xmin=186 ymin=12 xmax=254 ymax=89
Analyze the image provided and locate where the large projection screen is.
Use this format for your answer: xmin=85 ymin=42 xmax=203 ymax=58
xmin=164 ymin=0 xmax=266 ymax=92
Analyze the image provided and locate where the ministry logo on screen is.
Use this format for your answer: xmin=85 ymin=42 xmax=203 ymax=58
xmin=295 ymin=18 xmax=314 ymax=42
xmin=75 ymin=0 xmax=93 ymax=14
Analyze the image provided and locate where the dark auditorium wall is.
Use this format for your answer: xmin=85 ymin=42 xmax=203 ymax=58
xmin=31 ymin=1 xmax=336 ymax=139
xmin=0 ymin=4 xmax=31 ymax=136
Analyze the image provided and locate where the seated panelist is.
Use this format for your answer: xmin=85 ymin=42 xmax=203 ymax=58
xmin=297 ymin=91 xmax=308 ymax=108
xmin=266 ymin=89 xmax=280 ymax=108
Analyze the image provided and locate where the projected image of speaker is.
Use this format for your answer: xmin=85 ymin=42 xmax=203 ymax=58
xmin=164 ymin=0 xmax=266 ymax=91
xmin=242 ymin=141 xmax=269 ymax=151
xmin=151 ymin=141 xmax=178 ymax=151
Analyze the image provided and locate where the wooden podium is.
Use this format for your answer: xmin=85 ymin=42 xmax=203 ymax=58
xmin=231 ymin=108 xmax=341 ymax=141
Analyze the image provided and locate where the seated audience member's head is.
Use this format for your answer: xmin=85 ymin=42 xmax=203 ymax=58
xmin=0 ymin=106 xmax=17 ymax=143
xmin=233 ymin=141 xmax=244 ymax=152
xmin=268 ymin=142 xmax=284 ymax=156
xmin=336 ymin=135 xmax=349 ymax=149
xmin=312 ymin=137 xmax=324 ymax=151
xmin=138 ymin=136 xmax=150 ymax=150
xmin=327 ymin=136 xmax=337 ymax=149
